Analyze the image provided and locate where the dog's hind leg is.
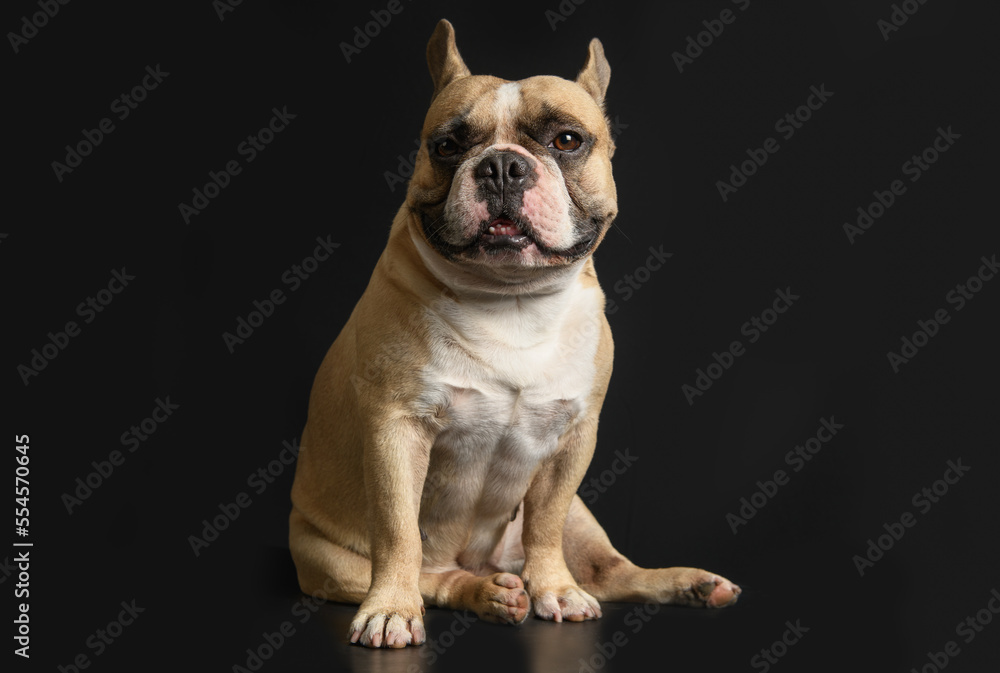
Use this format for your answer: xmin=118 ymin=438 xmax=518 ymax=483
xmin=289 ymin=507 xmax=372 ymax=604
xmin=562 ymin=495 xmax=742 ymax=608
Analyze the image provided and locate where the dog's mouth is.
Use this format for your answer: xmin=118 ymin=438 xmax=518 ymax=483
xmin=417 ymin=206 xmax=598 ymax=263
xmin=479 ymin=218 xmax=534 ymax=251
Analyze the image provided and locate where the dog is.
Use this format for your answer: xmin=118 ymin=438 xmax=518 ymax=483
xmin=289 ymin=18 xmax=741 ymax=649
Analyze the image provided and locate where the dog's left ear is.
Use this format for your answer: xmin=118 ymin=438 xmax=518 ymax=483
xmin=427 ymin=19 xmax=471 ymax=101
xmin=575 ymin=38 xmax=611 ymax=107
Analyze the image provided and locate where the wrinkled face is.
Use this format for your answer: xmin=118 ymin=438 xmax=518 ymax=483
xmin=407 ymin=75 xmax=617 ymax=274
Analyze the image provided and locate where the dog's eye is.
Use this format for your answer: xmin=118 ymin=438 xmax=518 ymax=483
xmin=436 ymin=138 xmax=461 ymax=157
xmin=550 ymin=132 xmax=582 ymax=152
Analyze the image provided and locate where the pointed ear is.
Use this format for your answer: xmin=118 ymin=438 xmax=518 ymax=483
xmin=575 ymin=38 xmax=611 ymax=107
xmin=427 ymin=19 xmax=471 ymax=100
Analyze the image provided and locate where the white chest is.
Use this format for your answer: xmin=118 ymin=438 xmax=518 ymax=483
xmin=415 ymin=281 xmax=604 ymax=562
xmin=421 ymin=281 xmax=602 ymax=457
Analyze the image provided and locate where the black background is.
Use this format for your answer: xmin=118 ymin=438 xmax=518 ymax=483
xmin=6 ymin=0 xmax=1000 ymax=671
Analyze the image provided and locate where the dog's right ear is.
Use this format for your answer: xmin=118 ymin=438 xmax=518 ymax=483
xmin=427 ymin=19 xmax=471 ymax=101
xmin=576 ymin=38 xmax=611 ymax=108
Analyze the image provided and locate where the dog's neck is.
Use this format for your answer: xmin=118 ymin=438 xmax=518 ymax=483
xmin=391 ymin=213 xmax=596 ymax=348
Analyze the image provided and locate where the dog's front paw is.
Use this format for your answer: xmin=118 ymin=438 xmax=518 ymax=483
xmin=530 ymin=584 xmax=602 ymax=622
xmin=348 ymin=593 xmax=426 ymax=648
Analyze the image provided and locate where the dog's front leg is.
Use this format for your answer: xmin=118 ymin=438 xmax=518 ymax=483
xmin=348 ymin=413 xmax=432 ymax=648
xmin=521 ymin=415 xmax=604 ymax=622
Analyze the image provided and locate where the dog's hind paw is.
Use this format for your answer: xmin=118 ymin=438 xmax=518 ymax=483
xmin=470 ymin=573 xmax=531 ymax=625
xmin=693 ymin=573 xmax=741 ymax=608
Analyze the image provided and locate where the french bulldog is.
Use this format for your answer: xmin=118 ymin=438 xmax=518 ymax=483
xmin=289 ymin=18 xmax=740 ymax=649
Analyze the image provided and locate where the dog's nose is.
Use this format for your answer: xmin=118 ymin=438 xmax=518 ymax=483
xmin=475 ymin=151 xmax=533 ymax=197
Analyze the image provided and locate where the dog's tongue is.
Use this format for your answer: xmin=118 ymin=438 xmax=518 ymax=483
xmin=488 ymin=219 xmax=522 ymax=236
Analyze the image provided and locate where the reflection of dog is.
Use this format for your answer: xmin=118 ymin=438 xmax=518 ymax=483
xmin=288 ymin=19 xmax=740 ymax=648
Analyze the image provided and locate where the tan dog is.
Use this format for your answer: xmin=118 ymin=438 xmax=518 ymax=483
xmin=289 ymin=19 xmax=740 ymax=649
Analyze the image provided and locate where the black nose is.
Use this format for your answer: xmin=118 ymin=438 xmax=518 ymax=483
xmin=475 ymin=151 xmax=534 ymax=198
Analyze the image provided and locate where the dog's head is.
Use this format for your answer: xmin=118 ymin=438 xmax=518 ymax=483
xmin=406 ymin=20 xmax=617 ymax=287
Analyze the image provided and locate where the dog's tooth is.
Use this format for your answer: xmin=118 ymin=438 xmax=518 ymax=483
xmin=489 ymin=226 xmax=496 ymax=234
